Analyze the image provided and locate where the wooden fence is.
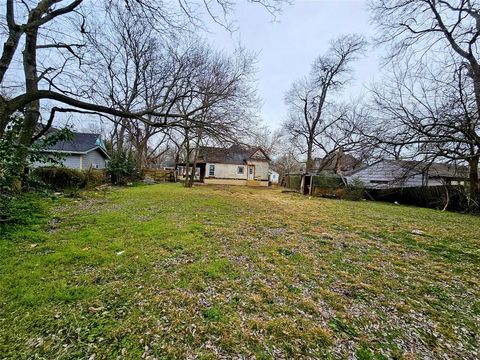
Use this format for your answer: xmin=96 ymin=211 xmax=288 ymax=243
xmin=142 ymin=169 xmax=176 ymax=182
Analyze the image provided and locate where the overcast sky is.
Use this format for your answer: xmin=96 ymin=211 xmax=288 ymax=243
xmin=210 ymin=0 xmax=382 ymax=131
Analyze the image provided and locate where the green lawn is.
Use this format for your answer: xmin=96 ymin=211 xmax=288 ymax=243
xmin=1 ymin=184 xmax=479 ymax=359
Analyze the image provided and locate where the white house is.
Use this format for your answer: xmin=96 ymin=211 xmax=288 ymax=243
xmin=269 ymin=170 xmax=279 ymax=184
xmin=345 ymin=159 xmax=468 ymax=189
xmin=33 ymin=132 xmax=110 ymax=170
xmin=178 ymin=145 xmax=271 ymax=186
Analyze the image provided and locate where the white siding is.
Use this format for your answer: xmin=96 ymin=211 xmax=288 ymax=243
xmin=269 ymin=171 xmax=279 ymax=184
xmin=247 ymin=160 xmax=269 ymax=181
xmin=206 ymin=163 xmax=248 ymax=180
xmin=83 ymin=149 xmax=107 ymax=169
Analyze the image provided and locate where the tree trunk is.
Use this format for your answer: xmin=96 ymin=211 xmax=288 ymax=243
xmin=188 ymin=145 xmax=201 ymax=187
xmin=135 ymin=138 xmax=146 ymax=171
xmin=0 ymin=27 xmax=22 ymax=84
xmin=12 ymin=20 xmax=40 ymax=191
xmin=305 ymin=140 xmax=314 ymax=173
xmin=469 ymin=155 xmax=479 ymax=203
xmin=183 ymin=130 xmax=191 ymax=188
xmin=0 ymin=102 xmax=10 ymax=138
xmin=117 ymin=118 xmax=127 ymax=152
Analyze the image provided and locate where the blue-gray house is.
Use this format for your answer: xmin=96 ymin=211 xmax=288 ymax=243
xmin=34 ymin=132 xmax=110 ymax=170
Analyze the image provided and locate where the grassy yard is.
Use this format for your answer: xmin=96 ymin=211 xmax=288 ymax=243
xmin=1 ymin=184 xmax=479 ymax=359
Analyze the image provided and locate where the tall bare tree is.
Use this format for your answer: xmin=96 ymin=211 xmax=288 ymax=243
xmin=172 ymin=45 xmax=258 ymax=187
xmin=283 ymin=34 xmax=367 ymax=172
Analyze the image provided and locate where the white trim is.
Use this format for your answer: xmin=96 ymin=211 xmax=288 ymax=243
xmin=44 ymin=146 xmax=110 ymax=159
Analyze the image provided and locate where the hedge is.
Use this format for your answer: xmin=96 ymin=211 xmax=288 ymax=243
xmin=32 ymin=167 xmax=106 ymax=190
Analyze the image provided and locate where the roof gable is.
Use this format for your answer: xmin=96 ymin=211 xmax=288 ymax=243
xmin=249 ymin=148 xmax=270 ymax=161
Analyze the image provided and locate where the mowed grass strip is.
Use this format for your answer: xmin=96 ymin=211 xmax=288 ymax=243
xmin=0 ymin=184 xmax=479 ymax=359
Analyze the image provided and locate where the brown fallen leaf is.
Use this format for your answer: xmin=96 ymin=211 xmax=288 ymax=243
xmin=88 ymin=306 xmax=104 ymax=314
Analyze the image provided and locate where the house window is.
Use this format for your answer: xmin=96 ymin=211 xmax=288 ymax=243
xmin=370 ymin=180 xmax=389 ymax=184
xmin=237 ymin=166 xmax=244 ymax=174
xmin=209 ymin=164 xmax=215 ymax=176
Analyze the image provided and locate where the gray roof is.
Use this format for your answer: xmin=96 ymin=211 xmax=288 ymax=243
xmin=347 ymin=159 xmax=470 ymax=179
xmin=198 ymin=145 xmax=270 ymax=165
xmin=47 ymin=132 xmax=109 ymax=158
xmin=394 ymin=159 xmax=469 ymax=178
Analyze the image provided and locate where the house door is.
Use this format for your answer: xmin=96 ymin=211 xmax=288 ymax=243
xmin=247 ymin=166 xmax=255 ymax=180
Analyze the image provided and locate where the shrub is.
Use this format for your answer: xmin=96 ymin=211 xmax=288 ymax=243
xmin=345 ymin=178 xmax=365 ymax=201
xmin=107 ymin=150 xmax=141 ymax=185
xmin=312 ymin=173 xmax=343 ymax=188
xmin=29 ymin=167 xmax=107 ymax=191
xmin=83 ymin=168 xmax=107 ymax=189
xmin=32 ymin=167 xmax=85 ymax=190
xmin=0 ymin=114 xmax=72 ymax=193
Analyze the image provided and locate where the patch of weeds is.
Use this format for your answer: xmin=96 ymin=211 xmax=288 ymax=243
xmin=472 ymin=301 xmax=480 ymax=315
xmin=329 ymin=317 xmax=358 ymax=338
xmin=286 ymin=284 xmax=301 ymax=294
xmin=229 ymin=295 xmax=241 ymax=306
xmin=203 ymin=307 xmax=222 ymax=321
xmin=356 ymin=347 xmax=388 ymax=360
xmin=356 ymin=347 xmax=374 ymax=360
xmin=202 ymin=258 xmax=233 ymax=279
xmin=277 ymin=248 xmax=305 ymax=262
xmin=260 ymin=317 xmax=332 ymax=348
xmin=331 ymin=224 xmax=348 ymax=232
xmin=254 ymin=351 xmax=273 ymax=360
xmin=278 ymin=248 xmax=294 ymax=257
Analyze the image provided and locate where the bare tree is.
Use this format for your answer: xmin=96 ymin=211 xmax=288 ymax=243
xmin=87 ymin=6 xmax=199 ymax=169
xmin=172 ymin=44 xmax=258 ymax=187
xmin=369 ymin=0 xmax=480 ymax=201
xmin=272 ymin=144 xmax=303 ymax=175
xmin=248 ymin=126 xmax=283 ymax=158
xmin=364 ymin=56 xmax=480 ymax=203
xmin=0 ymin=0 xmax=285 ymax=190
xmin=283 ymin=34 xmax=367 ymax=172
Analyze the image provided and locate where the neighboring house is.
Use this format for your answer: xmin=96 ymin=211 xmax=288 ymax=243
xmin=312 ymin=151 xmax=363 ymax=174
xmin=269 ymin=170 xmax=280 ymax=184
xmin=177 ymin=145 xmax=271 ymax=186
xmin=160 ymin=161 xmax=177 ymax=171
xmin=345 ymin=159 xmax=469 ymax=189
xmin=33 ymin=132 xmax=110 ymax=170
